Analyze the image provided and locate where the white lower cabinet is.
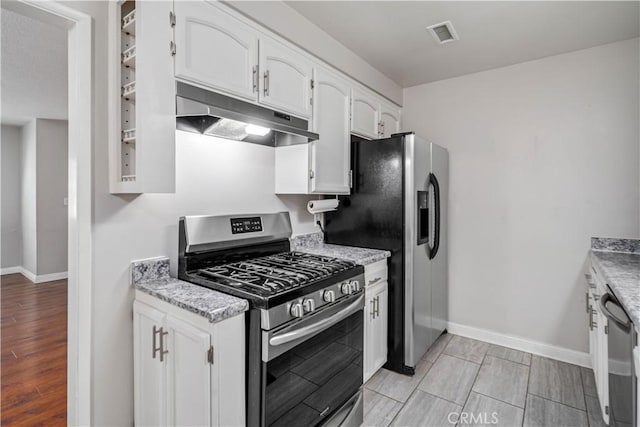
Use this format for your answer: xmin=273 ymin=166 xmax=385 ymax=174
xmin=364 ymin=260 xmax=389 ymax=382
xmin=586 ymin=267 xmax=609 ymax=424
xmin=134 ymin=292 xmax=245 ymax=427
xmin=634 ymin=346 xmax=640 ymax=427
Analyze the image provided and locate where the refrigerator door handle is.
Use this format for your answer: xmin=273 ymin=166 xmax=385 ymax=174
xmin=428 ymin=173 xmax=440 ymax=260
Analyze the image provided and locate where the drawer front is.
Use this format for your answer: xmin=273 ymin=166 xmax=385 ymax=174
xmin=365 ymin=260 xmax=388 ymax=288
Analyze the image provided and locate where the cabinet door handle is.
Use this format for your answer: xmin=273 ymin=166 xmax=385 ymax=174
xmin=368 ymin=277 xmax=382 ymax=286
xmin=370 ymin=298 xmax=375 ymax=319
xmin=374 ymin=296 xmax=380 ymax=317
xmin=152 ymin=325 xmax=162 ymax=359
xmin=252 ymin=66 xmax=258 ymax=93
xmin=263 ymin=70 xmax=270 ymax=96
xmin=159 ymin=328 xmax=169 ymax=362
xmin=589 ymin=308 xmax=597 ymax=331
xmin=585 ymin=292 xmax=589 ymax=314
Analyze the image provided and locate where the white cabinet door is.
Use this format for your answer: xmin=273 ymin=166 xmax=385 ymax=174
xmin=364 ymin=289 xmax=376 ymax=382
xmin=364 ymin=280 xmax=388 ymax=382
xmin=371 ymin=281 xmax=388 ymax=374
xmin=351 ymin=89 xmax=380 ymax=140
xmin=379 ymin=102 xmax=401 ymax=138
xmin=596 ymin=310 xmax=610 ymax=424
xmin=259 ymin=36 xmax=313 ymax=118
xmin=174 ymin=1 xmax=258 ymax=101
xmin=310 ymin=67 xmax=351 ymax=194
xmin=166 ymin=316 xmax=212 ymax=427
xmin=136 ymin=0 xmax=176 ymax=193
xmin=133 ymin=301 xmax=167 ymax=427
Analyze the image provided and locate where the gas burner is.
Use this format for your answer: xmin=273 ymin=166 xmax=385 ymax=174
xmin=195 ymin=251 xmax=356 ymax=297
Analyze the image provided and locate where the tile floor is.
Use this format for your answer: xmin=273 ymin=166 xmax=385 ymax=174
xmin=363 ymin=333 xmax=605 ymax=427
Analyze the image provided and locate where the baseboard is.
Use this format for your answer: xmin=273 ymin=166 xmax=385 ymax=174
xmin=1 ymin=266 xmax=22 ymax=275
xmin=20 ymin=267 xmax=37 ymax=283
xmin=34 ymin=271 xmax=68 ymax=283
xmin=0 ymin=266 xmax=67 ymax=284
xmin=447 ymin=321 xmax=592 ymax=368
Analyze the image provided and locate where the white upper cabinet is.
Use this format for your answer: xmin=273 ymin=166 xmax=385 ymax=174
xmin=258 ymin=36 xmax=313 ymax=119
xmin=310 ymin=67 xmax=351 ymax=194
xmin=174 ymin=1 xmax=259 ymax=102
xmin=274 ymin=67 xmax=351 ymax=195
xmin=351 ymin=88 xmax=380 ymax=139
xmin=380 ymin=101 xmax=401 ymax=138
xmin=351 ymin=88 xmax=402 ymax=140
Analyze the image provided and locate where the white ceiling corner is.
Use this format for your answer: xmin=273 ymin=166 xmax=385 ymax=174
xmin=1 ymin=8 xmax=68 ymax=126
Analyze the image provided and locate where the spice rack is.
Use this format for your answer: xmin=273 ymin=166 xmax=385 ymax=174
xmin=108 ymin=0 xmax=176 ymax=194
xmin=120 ymin=1 xmax=137 ymax=183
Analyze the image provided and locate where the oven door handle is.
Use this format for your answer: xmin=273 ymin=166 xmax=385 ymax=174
xmin=599 ymin=293 xmax=631 ymax=333
xmin=270 ymin=295 xmax=364 ymax=347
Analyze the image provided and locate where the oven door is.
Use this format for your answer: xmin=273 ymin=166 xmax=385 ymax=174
xmin=261 ymin=294 xmax=364 ymax=427
xmin=600 ymin=289 xmax=634 ymax=426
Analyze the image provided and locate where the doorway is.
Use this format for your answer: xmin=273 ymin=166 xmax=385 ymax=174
xmin=0 ymin=2 xmax=92 ymax=425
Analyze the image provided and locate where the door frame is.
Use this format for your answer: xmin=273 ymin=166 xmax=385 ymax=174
xmin=4 ymin=1 xmax=94 ymax=424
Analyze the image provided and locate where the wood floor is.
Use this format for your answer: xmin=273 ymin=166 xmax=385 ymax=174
xmin=1 ymin=273 xmax=67 ymax=425
xmin=364 ymin=333 xmax=605 ymax=427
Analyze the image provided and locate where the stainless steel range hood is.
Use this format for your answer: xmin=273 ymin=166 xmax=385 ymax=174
xmin=176 ymin=81 xmax=319 ymax=146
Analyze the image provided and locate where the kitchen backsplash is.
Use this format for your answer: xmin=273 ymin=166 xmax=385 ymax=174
xmin=291 ymin=232 xmax=324 ymax=250
xmin=591 ymin=237 xmax=640 ymax=254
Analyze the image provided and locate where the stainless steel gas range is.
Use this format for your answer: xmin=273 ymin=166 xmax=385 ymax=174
xmin=178 ymin=212 xmax=364 ymax=427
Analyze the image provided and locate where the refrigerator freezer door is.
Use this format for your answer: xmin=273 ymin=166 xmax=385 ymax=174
xmin=430 ymin=143 xmax=449 ymax=339
xmin=324 ymin=135 xmax=407 ymax=373
xmin=404 ymin=134 xmax=433 ymax=369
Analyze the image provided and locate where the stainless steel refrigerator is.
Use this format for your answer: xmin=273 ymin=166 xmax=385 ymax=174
xmin=324 ymin=132 xmax=448 ymax=375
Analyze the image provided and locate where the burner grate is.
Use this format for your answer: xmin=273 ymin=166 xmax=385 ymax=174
xmin=196 ymin=252 xmax=355 ymax=296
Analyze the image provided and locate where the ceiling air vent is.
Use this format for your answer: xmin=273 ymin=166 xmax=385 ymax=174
xmin=426 ymin=21 xmax=459 ymax=44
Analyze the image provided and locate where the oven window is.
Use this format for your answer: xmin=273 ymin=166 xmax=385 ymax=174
xmin=264 ymin=310 xmax=363 ymax=426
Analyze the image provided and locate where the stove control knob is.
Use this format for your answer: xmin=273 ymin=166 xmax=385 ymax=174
xmin=341 ymin=282 xmax=353 ymax=295
xmin=302 ymin=298 xmax=315 ymax=313
xmin=349 ymin=280 xmax=361 ymax=292
xmin=290 ymin=303 xmax=304 ymax=318
xmin=322 ymin=290 xmax=336 ymax=303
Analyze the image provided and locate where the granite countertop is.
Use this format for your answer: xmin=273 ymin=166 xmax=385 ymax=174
xmin=590 ymin=237 xmax=640 ymax=326
xmin=131 ymin=257 xmax=248 ymax=324
xmin=291 ymin=232 xmax=391 ymax=266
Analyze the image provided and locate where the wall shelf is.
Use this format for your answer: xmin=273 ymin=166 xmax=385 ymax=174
xmin=122 ymin=9 xmax=136 ymax=34
xmin=122 ymin=45 xmax=136 ymax=69
xmin=122 ymin=81 xmax=136 ymax=101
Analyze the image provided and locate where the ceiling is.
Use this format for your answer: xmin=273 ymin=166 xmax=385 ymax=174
xmin=1 ymin=8 xmax=67 ymax=126
xmin=286 ymin=1 xmax=640 ymax=87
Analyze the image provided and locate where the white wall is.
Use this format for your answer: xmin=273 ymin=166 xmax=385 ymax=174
xmin=1 ymin=125 xmax=23 ymax=269
xmin=16 ymin=119 xmax=69 ymax=277
xmin=20 ymin=120 xmax=37 ymax=274
xmin=35 ymin=119 xmax=68 ymax=275
xmin=403 ymin=38 xmax=640 ymax=354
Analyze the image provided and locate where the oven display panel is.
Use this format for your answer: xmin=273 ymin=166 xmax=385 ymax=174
xmin=230 ymin=217 xmax=263 ymax=234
